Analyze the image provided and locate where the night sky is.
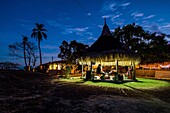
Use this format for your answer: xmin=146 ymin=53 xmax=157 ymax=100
xmin=0 ymin=0 xmax=170 ymax=66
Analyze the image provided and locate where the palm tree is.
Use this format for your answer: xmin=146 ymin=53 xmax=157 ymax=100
xmin=22 ymin=36 xmax=28 ymax=69
xmin=31 ymin=23 xmax=47 ymax=66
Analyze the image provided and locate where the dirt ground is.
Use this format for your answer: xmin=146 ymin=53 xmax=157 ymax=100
xmin=0 ymin=70 xmax=170 ymax=113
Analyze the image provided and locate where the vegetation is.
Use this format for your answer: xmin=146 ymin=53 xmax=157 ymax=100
xmin=31 ymin=23 xmax=47 ymax=66
xmin=0 ymin=62 xmax=20 ymax=70
xmin=9 ymin=36 xmax=38 ymax=71
xmin=58 ymin=40 xmax=89 ymax=63
xmin=58 ymin=77 xmax=170 ymax=89
xmin=112 ymin=23 xmax=170 ymax=63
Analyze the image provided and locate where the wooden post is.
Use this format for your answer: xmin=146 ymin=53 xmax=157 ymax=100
xmin=115 ymin=59 xmax=118 ymax=72
xmin=81 ymin=60 xmax=84 ymax=78
xmin=132 ymin=61 xmax=136 ymax=80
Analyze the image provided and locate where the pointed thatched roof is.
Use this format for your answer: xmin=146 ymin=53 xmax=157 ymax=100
xmin=87 ymin=18 xmax=123 ymax=53
xmin=81 ymin=19 xmax=140 ymax=65
xmin=101 ymin=18 xmax=112 ymax=37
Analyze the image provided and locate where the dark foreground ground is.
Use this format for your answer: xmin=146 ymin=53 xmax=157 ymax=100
xmin=0 ymin=70 xmax=170 ymax=113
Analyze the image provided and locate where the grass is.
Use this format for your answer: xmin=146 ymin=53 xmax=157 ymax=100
xmin=57 ymin=77 xmax=170 ymax=90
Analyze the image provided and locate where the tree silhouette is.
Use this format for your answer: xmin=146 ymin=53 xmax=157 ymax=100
xmin=9 ymin=37 xmax=38 ymax=71
xmin=31 ymin=23 xmax=47 ymax=66
xmin=22 ymin=36 xmax=28 ymax=67
xmin=112 ymin=23 xmax=170 ymax=63
xmin=0 ymin=62 xmax=20 ymax=70
xmin=58 ymin=40 xmax=89 ymax=63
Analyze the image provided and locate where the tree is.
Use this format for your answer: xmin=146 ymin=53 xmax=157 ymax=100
xmin=0 ymin=62 xmax=20 ymax=70
xmin=22 ymin=36 xmax=28 ymax=67
xmin=31 ymin=23 xmax=47 ymax=66
xmin=113 ymin=23 xmax=145 ymax=52
xmin=112 ymin=23 xmax=170 ymax=63
xmin=9 ymin=37 xmax=38 ymax=71
xmin=58 ymin=40 xmax=89 ymax=63
xmin=146 ymin=33 xmax=169 ymax=63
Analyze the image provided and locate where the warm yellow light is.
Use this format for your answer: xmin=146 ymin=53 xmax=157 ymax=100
xmin=49 ymin=63 xmax=58 ymax=70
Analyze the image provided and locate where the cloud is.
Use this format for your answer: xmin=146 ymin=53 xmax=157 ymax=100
xmin=46 ymin=20 xmax=71 ymax=28
xmin=162 ymin=23 xmax=170 ymax=28
xmin=120 ymin=3 xmax=130 ymax=7
xmin=151 ymin=24 xmax=160 ymax=31
xmin=111 ymin=14 xmax=123 ymax=21
xmin=131 ymin=12 xmax=144 ymax=17
xmin=62 ymin=27 xmax=89 ymax=36
xmin=66 ymin=27 xmax=89 ymax=34
xmin=112 ymin=19 xmax=125 ymax=26
xmin=85 ymin=32 xmax=93 ymax=36
xmin=110 ymin=29 xmax=115 ymax=32
xmin=88 ymin=36 xmax=93 ymax=39
xmin=143 ymin=23 xmax=162 ymax=33
xmin=47 ymin=20 xmax=90 ymax=36
xmin=158 ymin=19 xmax=164 ymax=21
xmin=144 ymin=15 xmax=155 ymax=19
xmin=102 ymin=14 xmax=113 ymax=19
xmin=98 ymin=25 xmax=103 ymax=29
xmin=101 ymin=1 xmax=117 ymax=12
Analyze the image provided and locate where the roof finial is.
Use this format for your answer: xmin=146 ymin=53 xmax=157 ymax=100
xmin=101 ymin=18 xmax=111 ymax=36
xmin=104 ymin=18 xmax=106 ymax=25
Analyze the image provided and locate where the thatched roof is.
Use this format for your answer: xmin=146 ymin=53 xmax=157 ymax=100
xmin=87 ymin=35 xmax=123 ymax=53
xmin=80 ymin=19 xmax=140 ymax=65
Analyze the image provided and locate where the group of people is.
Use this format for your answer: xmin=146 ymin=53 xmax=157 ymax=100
xmin=95 ymin=64 xmax=132 ymax=79
xmin=96 ymin=64 xmax=115 ymax=75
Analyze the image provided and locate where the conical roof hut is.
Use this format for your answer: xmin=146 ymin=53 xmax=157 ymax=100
xmin=79 ymin=19 xmax=140 ymax=67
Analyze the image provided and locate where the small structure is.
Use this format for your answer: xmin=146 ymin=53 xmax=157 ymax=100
xmin=42 ymin=60 xmax=81 ymax=76
xmin=79 ymin=19 xmax=140 ymax=80
xmin=42 ymin=60 xmax=66 ymax=75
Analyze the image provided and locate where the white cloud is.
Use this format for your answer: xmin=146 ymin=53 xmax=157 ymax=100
xmin=71 ymin=27 xmax=89 ymax=32
xmin=111 ymin=14 xmax=123 ymax=21
xmin=131 ymin=12 xmax=144 ymax=17
xmin=98 ymin=25 xmax=103 ymax=28
xmin=150 ymin=24 xmax=161 ymax=33
xmin=110 ymin=29 xmax=115 ymax=32
xmin=142 ymin=20 xmax=147 ymax=23
xmin=88 ymin=36 xmax=93 ymax=39
xmin=47 ymin=20 xmax=90 ymax=36
xmin=134 ymin=13 xmax=144 ymax=17
xmin=63 ymin=27 xmax=89 ymax=36
xmin=112 ymin=19 xmax=125 ymax=26
xmin=102 ymin=15 xmax=113 ymax=19
xmin=143 ymin=25 xmax=152 ymax=28
xmin=101 ymin=1 xmax=117 ymax=12
xmin=85 ymin=32 xmax=93 ymax=36
xmin=120 ymin=3 xmax=130 ymax=7
xmin=158 ymin=19 xmax=164 ymax=21
xmin=162 ymin=23 xmax=170 ymax=28
xmin=144 ymin=15 xmax=155 ymax=19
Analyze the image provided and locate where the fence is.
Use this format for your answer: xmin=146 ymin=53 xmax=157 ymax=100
xmin=136 ymin=69 xmax=170 ymax=79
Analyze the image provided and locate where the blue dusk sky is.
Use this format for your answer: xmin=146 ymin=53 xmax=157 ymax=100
xmin=0 ymin=0 xmax=170 ymax=66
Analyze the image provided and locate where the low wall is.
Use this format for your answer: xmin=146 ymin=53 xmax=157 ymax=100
xmin=136 ymin=70 xmax=155 ymax=78
xmin=155 ymin=71 xmax=170 ymax=80
xmin=136 ymin=69 xmax=170 ymax=80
